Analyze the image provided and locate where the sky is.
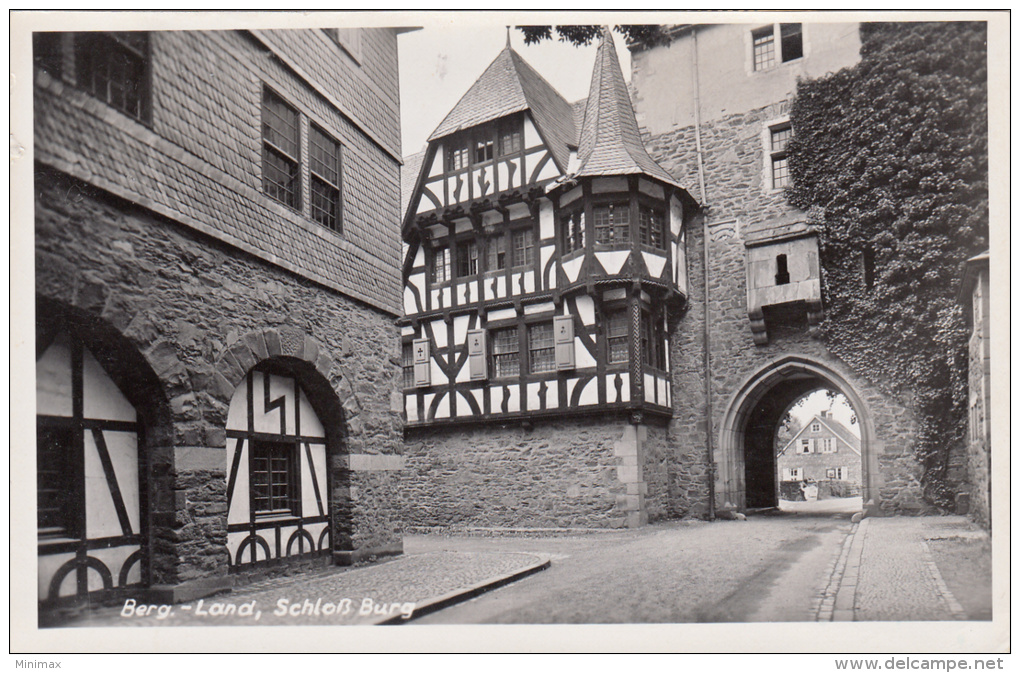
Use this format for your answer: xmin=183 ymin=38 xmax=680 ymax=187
xmin=397 ymin=22 xmax=630 ymax=157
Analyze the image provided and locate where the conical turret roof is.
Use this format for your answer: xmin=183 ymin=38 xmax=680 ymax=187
xmin=428 ymin=42 xmax=575 ymax=172
xmin=574 ymin=27 xmax=681 ymax=189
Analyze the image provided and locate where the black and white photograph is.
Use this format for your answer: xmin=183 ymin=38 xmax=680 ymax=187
xmin=9 ymin=9 xmax=1008 ymax=657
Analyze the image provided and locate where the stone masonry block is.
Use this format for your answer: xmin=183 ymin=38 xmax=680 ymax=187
xmin=264 ymin=329 xmax=282 ymax=357
xmin=243 ymin=331 xmax=269 ymax=362
xmin=227 ymin=340 xmax=257 ymax=375
xmin=302 ymin=335 xmax=320 ymax=365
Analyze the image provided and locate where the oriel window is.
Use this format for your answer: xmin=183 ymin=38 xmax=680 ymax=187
xmin=262 ymin=88 xmax=301 ymax=209
xmin=607 ymin=310 xmax=630 ymax=364
xmin=639 ymin=206 xmax=666 ymax=250
xmin=560 ymin=210 xmax=586 ymax=253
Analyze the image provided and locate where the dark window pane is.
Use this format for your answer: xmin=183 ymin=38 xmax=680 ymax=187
xmin=250 ymin=441 xmax=295 ymax=514
xmin=487 ymin=233 xmax=507 ymax=271
xmin=76 ymin=32 xmax=149 ymax=120
xmin=780 ymin=23 xmax=803 ymax=62
xmin=38 ymin=423 xmax=76 ymax=536
xmin=457 ymin=240 xmax=479 ymax=277
xmin=594 ymin=204 xmax=630 ymax=245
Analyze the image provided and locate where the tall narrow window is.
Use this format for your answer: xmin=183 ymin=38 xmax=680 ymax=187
xmin=800 ymin=439 xmax=811 ymax=453
xmin=775 ymin=254 xmax=790 ymax=285
xmin=457 ymin=240 xmax=479 ymax=277
xmin=641 ymin=311 xmax=665 ymax=370
xmin=780 ymin=23 xmax=803 ymax=62
xmin=512 ymin=228 xmax=534 ymax=268
xmin=487 ymin=232 xmax=508 ymax=271
xmin=250 ymin=440 xmax=297 ymax=516
xmin=402 ymin=342 xmax=416 ymax=389
xmin=752 ymin=26 xmax=776 ymax=71
xmin=474 ymin=137 xmax=494 ymax=164
xmin=594 ymin=204 xmax=630 ymax=245
xmin=861 ymin=245 xmax=875 ymax=291
xmin=769 ymin=124 xmax=792 ymax=189
xmin=498 ymin=118 xmax=522 ymax=156
xmin=492 ymin=327 xmax=520 ymax=378
xmin=639 ymin=206 xmax=666 ymax=250
xmin=529 ymin=323 xmax=556 ymax=374
xmin=560 ymin=211 xmax=585 ymax=253
xmin=431 ymin=246 xmax=451 ymax=283
xmin=75 ymin=32 xmax=150 ymax=121
xmin=310 ymin=124 xmax=342 ymax=232
xmin=262 ymin=88 xmax=301 ymax=208
xmin=37 ymin=423 xmax=75 ymax=537
xmin=606 ymin=310 xmax=629 ymax=364
xmin=446 ymin=142 xmax=469 ymax=172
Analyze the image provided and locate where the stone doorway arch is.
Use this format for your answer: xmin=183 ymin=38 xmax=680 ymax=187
xmin=717 ymin=355 xmax=879 ymax=514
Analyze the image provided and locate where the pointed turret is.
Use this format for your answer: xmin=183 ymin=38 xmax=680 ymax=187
xmin=573 ymin=27 xmax=682 ymax=188
xmin=428 ymin=41 xmax=575 ymax=172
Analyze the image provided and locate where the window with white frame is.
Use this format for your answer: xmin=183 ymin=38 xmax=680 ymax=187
xmin=752 ymin=23 xmax=803 ymax=72
xmin=431 ymin=245 xmax=451 ymax=284
xmin=769 ymin=123 xmax=792 ymax=189
xmin=800 ymin=438 xmax=812 ymax=454
xmin=820 ymin=438 xmax=835 ymax=453
xmin=810 ymin=422 xmax=820 ymax=433
xmin=784 ymin=467 xmax=802 ymax=481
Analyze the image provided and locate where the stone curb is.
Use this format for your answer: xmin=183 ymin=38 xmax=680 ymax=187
xmin=375 ymin=553 xmax=552 ymax=625
xmin=827 ymin=517 xmax=869 ymax=622
xmin=815 ymin=520 xmax=858 ymax=621
xmin=919 ymin=539 xmax=968 ymax=620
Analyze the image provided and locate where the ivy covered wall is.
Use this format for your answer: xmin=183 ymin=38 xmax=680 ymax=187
xmin=787 ymin=22 xmax=988 ymax=508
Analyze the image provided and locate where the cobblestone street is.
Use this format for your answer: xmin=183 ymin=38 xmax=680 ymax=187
xmin=64 ymin=512 xmax=992 ymax=630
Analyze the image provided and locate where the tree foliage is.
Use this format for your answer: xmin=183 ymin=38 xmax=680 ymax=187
xmin=517 ymin=25 xmax=671 ymax=47
xmin=787 ymin=22 xmax=988 ymax=508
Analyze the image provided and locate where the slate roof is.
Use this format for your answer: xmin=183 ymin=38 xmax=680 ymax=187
xmin=573 ymin=27 xmax=683 ymax=189
xmin=401 ymin=150 xmax=426 ymax=222
xmin=427 ymin=44 xmax=575 ymax=173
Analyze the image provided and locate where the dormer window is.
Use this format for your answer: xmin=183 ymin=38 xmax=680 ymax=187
xmin=474 ymin=138 xmax=494 ymax=164
xmin=499 ymin=119 xmax=522 ymax=156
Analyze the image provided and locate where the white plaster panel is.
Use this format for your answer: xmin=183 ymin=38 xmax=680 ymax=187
xmin=435 ymin=393 xmax=450 ymax=419
xmin=277 ymin=525 xmax=299 ymax=558
xmin=457 ymin=391 xmax=476 ymax=417
xmin=301 ymin=441 xmax=327 ymax=516
xmin=442 ymin=287 xmax=451 ymax=308
xmin=299 ymin=389 xmax=325 ymax=438
xmin=84 ymin=431 xmax=122 ymax=539
xmin=428 ymin=144 xmax=444 ymax=177
xmin=566 ymin=378 xmax=578 ymax=402
xmin=607 ymin=373 xmax=630 ymax=403
xmin=431 ymin=319 xmax=448 ymax=349
xmin=470 ymin=389 xmax=484 ymax=414
xmin=82 ymin=347 xmax=136 ymax=422
xmin=453 ymin=315 xmax=471 ymax=344
xmin=595 ymin=250 xmax=630 ymax=276
xmin=430 ymin=288 xmax=440 ymax=308
xmin=524 ymin=114 xmax=541 ymax=149
xmin=642 ymin=251 xmax=667 ymax=279
xmin=592 ymin=177 xmax=629 ymax=193
xmin=638 ymin=179 xmax=665 ymax=200
xmin=413 ymin=247 xmax=425 ymax=268
xmin=423 ymin=393 xmax=434 ymax=419
xmin=104 ymin=430 xmax=140 ymax=533
xmin=527 ymin=382 xmax=542 ymax=410
xmin=537 ymin=157 xmax=560 ymax=182
xmin=445 ymin=176 xmax=457 ymax=206
xmin=91 ymin=545 xmax=138 ymax=588
xmin=430 ymin=358 xmax=448 ymax=387
xmin=304 ymin=521 xmax=328 ymax=552
xmin=487 ymin=307 xmax=517 ymax=322
xmin=574 ymin=295 xmax=595 ymax=324
xmin=524 ymin=271 xmax=535 ymax=293
xmin=405 ymin=395 xmax=419 ymax=423
xmin=36 ymin=335 xmax=72 ymax=417
xmin=39 ymin=551 xmax=75 ymax=599
xmin=658 ymin=377 xmax=669 ymax=406
xmin=493 ymin=384 xmax=520 ymax=413
xmin=562 ymin=256 xmax=583 ymax=284
xmin=524 ymin=302 xmax=555 ymax=315
xmin=645 ymin=374 xmax=656 ymax=403
xmin=575 ymin=337 xmax=596 ymax=369
xmin=416 ymin=187 xmax=438 ymax=215
xmin=227 ymin=437 xmax=249 ymax=524
xmin=670 ymin=195 xmax=683 ymax=236
xmin=401 ymin=325 xmax=415 ymax=336
xmin=578 ymin=378 xmax=599 ymax=406
xmin=539 ymin=200 xmax=555 ymax=239
xmin=455 ymin=358 xmax=470 ymax=384
xmin=227 ymin=530 xmax=246 ymax=564
xmin=252 ymin=373 xmax=297 ymax=435
xmin=508 ymin=202 xmax=531 ymax=220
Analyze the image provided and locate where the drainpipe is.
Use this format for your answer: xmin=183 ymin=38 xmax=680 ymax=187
xmin=692 ymin=26 xmax=715 ymax=520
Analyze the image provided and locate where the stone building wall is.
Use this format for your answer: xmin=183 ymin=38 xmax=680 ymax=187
xmin=645 ymin=106 xmax=926 ymax=515
xmin=35 ymin=169 xmax=404 ymax=595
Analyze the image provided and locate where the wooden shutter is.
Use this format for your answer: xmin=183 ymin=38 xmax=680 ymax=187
xmin=554 ymin=315 xmax=574 ymax=370
xmin=413 ymin=338 xmax=431 ymax=387
xmin=467 ymin=329 xmax=487 ymax=380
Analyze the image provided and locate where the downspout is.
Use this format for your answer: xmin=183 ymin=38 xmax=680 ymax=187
xmin=692 ymin=25 xmax=715 ymax=520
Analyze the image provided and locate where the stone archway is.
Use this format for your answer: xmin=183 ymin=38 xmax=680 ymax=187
xmin=717 ymin=355 xmax=879 ymax=514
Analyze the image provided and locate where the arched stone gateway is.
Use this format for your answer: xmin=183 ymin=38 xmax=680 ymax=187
xmin=717 ymin=355 xmax=880 ymax=515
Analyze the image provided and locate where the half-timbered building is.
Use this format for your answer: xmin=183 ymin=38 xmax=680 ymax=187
xmin=399 ymin=29 xmax=698 ymax=528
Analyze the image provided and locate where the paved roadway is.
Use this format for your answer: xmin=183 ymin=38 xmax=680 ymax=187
xmin=411 ymin=510 xmax=854 ymax=624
